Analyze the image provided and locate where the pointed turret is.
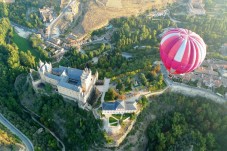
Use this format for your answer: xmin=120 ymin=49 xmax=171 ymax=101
xmin=39 ymin=60 xmax=44 ymax=68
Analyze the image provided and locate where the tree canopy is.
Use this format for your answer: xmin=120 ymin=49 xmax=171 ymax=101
xmin=147 ymin=93 xmax=227 ymax=151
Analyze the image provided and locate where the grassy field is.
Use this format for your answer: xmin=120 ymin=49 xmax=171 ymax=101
xmin=109 ymin=117 xmax=118 ymax=123
xmin=110 ymin=122 xmax=118 ymax=126
xmin=122 ymin=113 xmax=131 ymax=120
xmin=13 ymin=31 xmax=40 ymax=59
xmin=112 ymin=114 xmax=122 ymax=120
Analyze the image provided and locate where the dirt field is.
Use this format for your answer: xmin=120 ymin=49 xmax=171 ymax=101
xmin=73 ymin=0 xmax=176 ymax=36
xmin=106 ymin=0 xmax=122 ymax=8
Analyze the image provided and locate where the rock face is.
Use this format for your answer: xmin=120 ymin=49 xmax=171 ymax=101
xmin=72 ymin=0 xmax=175 ymax=36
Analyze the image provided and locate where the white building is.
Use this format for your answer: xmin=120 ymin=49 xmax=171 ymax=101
xmin=34 ymin=60 xmax=98 ymax=104
xmin=102 ymin=100 xmax=137 ymax=114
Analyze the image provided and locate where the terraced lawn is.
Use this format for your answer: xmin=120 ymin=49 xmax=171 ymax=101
xmin=110 ymin=122 xmax=118 ymax=126
xmin=112 ymin=114 xmax=122 ymax=120
xmin=109 ymin=117 xmax=118 ymax=123
xmin=122 ymin=113 xmax=131 ymax=120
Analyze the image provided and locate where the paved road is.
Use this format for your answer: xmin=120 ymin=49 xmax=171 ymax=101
xmin=0 ymin=114 xmax=34 ymax=151
xmin=170 ymin=83 xmax=226 ymax=103
xmin=145 ymin=87 xmax=169 ymax=98
xmin=20 ymin=91 xmax=65 ymax=151
xmin=48 ymin=0 xmax=74 ymax=38
xmin=160 ymin=63 xmax=226 ymax=103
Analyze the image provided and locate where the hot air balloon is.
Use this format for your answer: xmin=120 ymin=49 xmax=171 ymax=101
xmin=160 ymin=28 xmax=206 ymax=74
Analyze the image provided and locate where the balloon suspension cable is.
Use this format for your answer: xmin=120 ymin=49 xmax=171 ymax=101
xmin=168 ymin=73 xmax=173 ymax=79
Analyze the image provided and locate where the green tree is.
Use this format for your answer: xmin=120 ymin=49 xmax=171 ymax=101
xmin=0 ymin=3 xmax=8 ymax=17
xmin=147 ymin=93 xmax=227 ymax=151
xmin=19 ymin=51 xmax=35 ymax=68
xmin=140 ymin=73 xmax=148 ymax=86
xmin=105 ymin=88 xmax=118 ymax=101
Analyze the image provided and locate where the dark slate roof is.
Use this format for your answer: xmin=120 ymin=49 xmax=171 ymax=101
xmin=58 ymin=80 xmax=80 ymax=92
xmin=45 ymin=73 xmax=61 ymax=81
xmin=59 ymin=66 xmax=83 ymax=80
xmin=102 ymin=100 xmax=136 ymax=111
xmin=102 ymin=102 xmax=115 ymax=110
xmin=52 ymin=68 xmax=64 ymax=76
xmin=49 ymin=66 xmax=83 ymax=90
xmin=125 ymin=102 xmax=137 ymax=110
xmin=52 ymin=66 xmax=83 ymax=81
xmin=115 ymin=101 xmax=125 ymax=110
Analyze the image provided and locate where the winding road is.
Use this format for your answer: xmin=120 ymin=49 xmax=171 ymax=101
xmin=0 ymin=114 xmax=34 ymax=151
xmin=31 ymin=116 xmax=66 ymax=151
xmin=160 ymin=63 xmax=226 ymax=104
xmin=21 ymin=110 xmax=66 ymax=151
xmin=23 ymin=75 xmax=66 ymax=151
xmin=47 ymin=0 xmax=75 ymax=38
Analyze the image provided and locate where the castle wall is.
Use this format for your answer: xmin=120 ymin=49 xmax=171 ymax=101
xmin=57 ymin=85 xmax=83 ymax=102
xmin=31 ymin=79 xmax=42 ymax=92
xmin=36 ymin=62 xmax=98 ymax=105
xmin=43 ymin=76 xmax=59 ymax=86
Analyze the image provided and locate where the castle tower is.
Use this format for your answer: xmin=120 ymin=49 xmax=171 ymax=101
xmin=37 ymin=61 xmax=52 ymax=82
xmin=44 ymin=62 xmax=52 ymax=73
xmin=81 ymin=68 xmax=92 ymax=92
xmin=39 ymin=60 xmax=44 ymax=68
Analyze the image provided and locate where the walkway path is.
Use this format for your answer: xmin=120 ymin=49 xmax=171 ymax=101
xmin=145 ymin=87 xmax=169 ymax=98
xmin=0 ymin=114 xmax=34 ymax=151
xmin=160 ymin=63 xmax=226 ymax=104
xmin=22 ymin=106 xmax=66 ymax=151
xmin=15 ymin=74 xmax=65 ymax=151
xmin=31 ymin=117 xmax=65 ymax=151
xmin=170 ymin=82 xmax=226 ymax=103
xmin=167 ymin=12 xmax=181 ymax=23
xmin=96 ymin=78 xmax=110 ymax=103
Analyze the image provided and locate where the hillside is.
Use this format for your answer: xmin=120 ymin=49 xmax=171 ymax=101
xmin=0 ymin=123 xmax=24 ymax=151
xmin=72 ymin=0 xmax=176 ymax=36
xmin=117 ymin=93 xmax=227 ymax=150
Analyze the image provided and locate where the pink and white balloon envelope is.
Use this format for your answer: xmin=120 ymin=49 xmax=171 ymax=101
xmin=160 ymin=28 xmax=206 ymax=74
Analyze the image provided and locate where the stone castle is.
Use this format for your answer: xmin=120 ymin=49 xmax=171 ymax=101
xmin=33 ymin=60 xmax=98 ymax=104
